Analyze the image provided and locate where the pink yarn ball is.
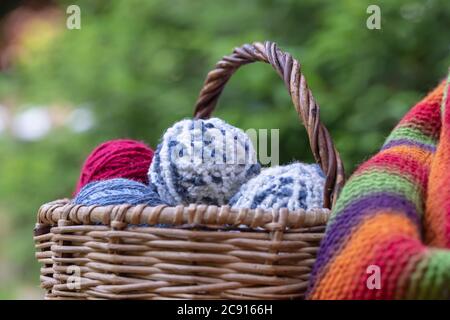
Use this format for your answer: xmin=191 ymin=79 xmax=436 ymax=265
xmin=75 ymin=139 xmax=154 ymax=194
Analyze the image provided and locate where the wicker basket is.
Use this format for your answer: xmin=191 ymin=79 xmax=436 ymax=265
xmin=33 ymin=41 xmax=345 ymax=300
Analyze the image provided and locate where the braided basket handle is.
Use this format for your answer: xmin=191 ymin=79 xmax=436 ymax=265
xmin=193 ymin=41 xmax=345 ymax=208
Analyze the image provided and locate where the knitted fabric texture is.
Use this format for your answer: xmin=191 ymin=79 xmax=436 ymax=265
xmin=75 ymin=139 xmax=154 ymax=194
xmin=149 ymin=118 xmax=261 ymax=206
xmin=308 ymin=74 xmax=450 ymax=299
xmin=73 ymin=178 xmax=164 ymax=206
xmin=230 ymin=162 xmax=325 ymax=211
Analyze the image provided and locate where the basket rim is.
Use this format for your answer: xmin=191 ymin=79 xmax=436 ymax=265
xmin=35 ymin=199 xmax=330 ymax=232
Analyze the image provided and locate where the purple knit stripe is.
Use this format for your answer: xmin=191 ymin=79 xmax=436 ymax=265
xmin=382 ymin=139 xmax=436 ymax=152
xmin=306 ymin=192 xmax=421 ymax=295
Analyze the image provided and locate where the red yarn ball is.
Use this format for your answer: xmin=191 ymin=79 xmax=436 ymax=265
xmin=75 ymin=139 xmax=154 ymax=194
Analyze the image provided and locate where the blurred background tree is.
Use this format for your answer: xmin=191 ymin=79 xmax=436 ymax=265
xmin=0 ymin=0 xmax=448 ymax=298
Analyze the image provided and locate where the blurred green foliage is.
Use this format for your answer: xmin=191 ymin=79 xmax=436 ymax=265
xmin=0 ymin=0 xmax=449 ymax=298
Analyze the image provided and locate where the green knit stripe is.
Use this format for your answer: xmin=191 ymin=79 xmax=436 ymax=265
xmin=330 ymin=169 xmax=424 ymax=223
xmin=405 ymin=252 xmax=429 ymax=299
xmin=415 ymin=250 xmax=450 ymax=299
xmin=384 ymin=126 xmax=437 ymax=147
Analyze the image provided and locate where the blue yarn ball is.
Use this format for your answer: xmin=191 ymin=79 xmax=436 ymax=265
xmin=73 ymin=178 xmax=165 ymax=206
xmin=149 ymin=118 xmax=261 ymax=206
xmin=229 ymin=162 xmax=325 ymax=211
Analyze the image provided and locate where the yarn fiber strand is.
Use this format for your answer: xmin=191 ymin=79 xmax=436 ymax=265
xmin=75 ymin=139 xmax=154 ymax=194
xmin=149 ymin=118 xmax=260 ymax=206
xmin=308 ymin=74 xmax=450 ymax=299
xmin=73 ymin=178 xmax=164 ymax=206
xmin=230 ymin=162 xmax=325 ymax=211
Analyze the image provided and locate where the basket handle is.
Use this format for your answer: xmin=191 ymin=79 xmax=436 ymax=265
xmin=193 ymin=41 xmax=345 ymax=208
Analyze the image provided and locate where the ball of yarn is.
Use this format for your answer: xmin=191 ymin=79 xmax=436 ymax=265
xmin=149 ymin=118 xmax=261 ymax=206
xmin=73 ymin=178 xmax=165 ymax=206
xmin=229 ymin=162 xmax=325 ymax=211
xmin=75 ymin=139 xmax=154 ymax=194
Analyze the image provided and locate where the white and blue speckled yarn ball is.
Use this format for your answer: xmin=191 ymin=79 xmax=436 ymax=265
xmin=229 ymin=162 xmax=325 ymax=211
xmin=149 ymin=118 xmax=261 ymax=206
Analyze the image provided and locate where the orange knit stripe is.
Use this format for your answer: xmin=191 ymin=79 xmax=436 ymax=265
xmin=384 ymin=146 xmax=433 ymax=164
xmin=426 ymin=140 xmax=450 ymax=246
xmin=425 ymin=80 xmax=450 ymax=247
xmin=426 ymin=80 xmax=447 ymax=103
xmin=310 ymin=212 xmax=420 ymax=299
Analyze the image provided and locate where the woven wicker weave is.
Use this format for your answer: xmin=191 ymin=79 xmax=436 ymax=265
xmin=33 ymin=41 xmax=345 ymax=300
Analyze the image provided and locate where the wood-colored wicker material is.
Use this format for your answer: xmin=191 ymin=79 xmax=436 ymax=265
xmin=33 ymin=41 xmax=345 ymax=300
xmin=194 ymin=41 xmax=345 ymax=208
xmin=35 ymin=201 xmax=329 ymax=299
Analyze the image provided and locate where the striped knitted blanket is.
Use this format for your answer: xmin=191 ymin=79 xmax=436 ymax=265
xmin=308 ymin=72 xmax=450 ymax=299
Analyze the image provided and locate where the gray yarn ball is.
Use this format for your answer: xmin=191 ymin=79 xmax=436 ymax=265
xmin=73 ymin=178 xmax=165 ymax=206
xmin=229 ymin=162 xmax=325 ymax=211
xmin=149 ymin=118 xmax=261 ymax=206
